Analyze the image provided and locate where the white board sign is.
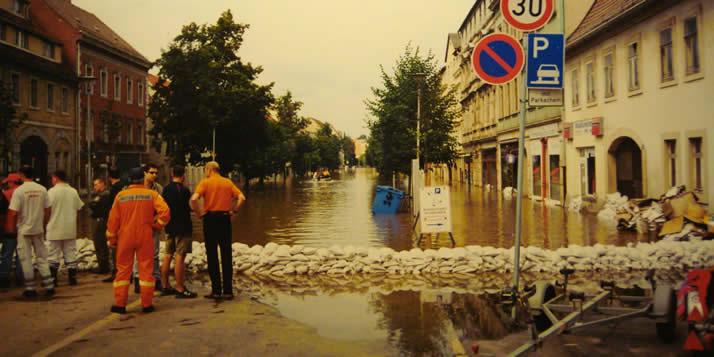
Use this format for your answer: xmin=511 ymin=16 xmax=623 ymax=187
xmin=419 ymin=186 xmax=452 ymax=234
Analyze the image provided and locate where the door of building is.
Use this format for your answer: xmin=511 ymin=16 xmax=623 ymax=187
xmin=20 ymin=135 xmax=49 ymax=186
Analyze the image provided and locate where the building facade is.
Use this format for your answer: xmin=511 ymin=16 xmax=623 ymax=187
xmin=0 ymin=0 xmax=77 ymax=186
xmin=564 ymin=0 xmax=712 ymax=206
xmin=30 ymin=0 xmax=151 ymax=189
xmin=446 ymin=0 xmax=566 ymax=203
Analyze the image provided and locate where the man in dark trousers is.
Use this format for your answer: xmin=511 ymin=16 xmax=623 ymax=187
xmin=190 ymin=161 xmax=245 ymax=299
xmin=88 ymin=177 xmax=112 ymax=276
xmin=160 ymin=165 xmax=196 ymax=298
xmin=103 ymin=167 xmax=125 ymax=282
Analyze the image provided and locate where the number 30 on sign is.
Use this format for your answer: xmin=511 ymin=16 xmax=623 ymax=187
xmin=501 ymin=0 xmax=554 ymax=32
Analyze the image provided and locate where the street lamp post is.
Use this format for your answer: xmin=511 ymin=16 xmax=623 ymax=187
xmin=411 ymin=73 xmax=426 ymax=165
xmin=79 ymin=76 xmax=96 ymax=193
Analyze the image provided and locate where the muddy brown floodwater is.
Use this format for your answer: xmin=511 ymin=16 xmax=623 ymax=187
xmin=77 ymin=167 xmax=659 ymax=356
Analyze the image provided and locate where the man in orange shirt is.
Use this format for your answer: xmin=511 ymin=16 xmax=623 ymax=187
xmin=106 ymin=167 xmax=170 ymax=313
xmin=190 ymin=161 xmax=246 ymax=299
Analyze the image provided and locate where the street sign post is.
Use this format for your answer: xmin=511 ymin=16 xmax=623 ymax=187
xmin=501 ymin=0 xmax=555 ymax=31
xmin=527 ymin=33 xmax=564 ymax=88
xmin=472 ymin=34 xmax=524 ymax=85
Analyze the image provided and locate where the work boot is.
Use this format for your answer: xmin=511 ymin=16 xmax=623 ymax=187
xmin=50 ymin=267 xmax=58 ymax=287
xmin=110 ymin=305 xmax=126 ymax=314
xmin=142 ymin=305 xmax=155 ymax=313
xmin=68 ymin=269 xmax=77 ymax=286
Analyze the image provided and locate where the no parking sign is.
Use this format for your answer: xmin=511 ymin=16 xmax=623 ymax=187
xmin=471 ymin=34 xmax=524 ymax=85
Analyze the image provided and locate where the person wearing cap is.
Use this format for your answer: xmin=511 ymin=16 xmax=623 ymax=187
xmin=7 ymin=165 xmax=55 ymax=297
xmin=106 ymin=167 xmax=170 ymax=314
xmin=190 ymin=161 xmax=246 ymax=299
xmin=0 ymin=173 xmax=24 ymax=288
xmin=46 ymin=170 xmax=84 ymax=286
xmin=88 ymin=177 xmax=112 ymax=276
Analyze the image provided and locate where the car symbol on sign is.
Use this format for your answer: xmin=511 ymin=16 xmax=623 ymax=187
xmin=535 ymin=64 xmax=560 ymax=84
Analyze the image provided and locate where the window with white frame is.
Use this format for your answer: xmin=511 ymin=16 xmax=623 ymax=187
xmin=15 ymin=30 xmax=27 ymax=49
xmin=61 ymin=87 xmax=69 ymax=114
xmin=100 ymin=68 xmax=108 ymax=97
xmin=689 ymin=137 xmax=703 ymax=193
xmin=571 ymin=68 xmax=580 ymax=106
xmin=126 ymin=77 xmax=133 ymax=104
xmin=113 ymin=73 xmax=121 ymax=101
xmin=85 ymin=63 xmax=94 ymax=94
xmin=10 ymin=73 xmax=20 ymax=105
xmin=603 ymin=51 xmax=615 ymax=98
xmin=586 ymin=59 xmax=596 ymax=103
xmin=127 ymin=122 xmax=133 ymax=144
xmin=29 ymin=78 xmax=38 ymax=108
xmin=138 ymin=124 xmax=144 ymax=145
xmin=47 ymin=83 xmax=54 ymax=111
xmin=138 ymin=81 xmax=144 ymax=106
xmin=627 ymin=41 xmax=640 ymax=91
xmin=684 ymin=16 xmax=700 ymax=75
xmin=665 ymin=139 xmax=677 ymax=187
xmin=659 ymin=27 xmax=674 ymax=82
xmin=42 ymin=41 xmax=55 ymax=59
xmin=11 ymin=0 xmax=24 ymax=15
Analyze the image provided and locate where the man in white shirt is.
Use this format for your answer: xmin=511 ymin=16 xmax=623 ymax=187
xmin=7 ymin=165 xmax=54 ymax=297
xmin=46 ymin=170 xmax=84 ymax=286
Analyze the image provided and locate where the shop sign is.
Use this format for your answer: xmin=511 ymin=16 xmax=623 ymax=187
xmin=573 ymin=119 xmax=593 ymax=136
xmin=528 ymin=122 xmax=559 ymax=139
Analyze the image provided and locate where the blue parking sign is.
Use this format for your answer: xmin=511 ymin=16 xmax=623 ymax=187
xmin=527 ymin=34 xmax=564 ymax=89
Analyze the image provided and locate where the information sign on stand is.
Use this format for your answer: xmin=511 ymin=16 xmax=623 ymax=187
xmin=419 ymin=186 xmax=452 ymax=234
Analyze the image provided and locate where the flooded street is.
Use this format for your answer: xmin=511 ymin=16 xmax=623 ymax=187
xmin=76 ymin=168 xmax=657 ymax=356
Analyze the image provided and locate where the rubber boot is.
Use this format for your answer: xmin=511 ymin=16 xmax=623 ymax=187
xmin=50 ymin=267 xmax=58 ymax=287
xmin=68 ymin=269 xmax=77 ymax=286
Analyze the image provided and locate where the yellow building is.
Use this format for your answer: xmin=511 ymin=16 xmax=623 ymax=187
xmin=564 ymin=0 xmax=712 ymax=206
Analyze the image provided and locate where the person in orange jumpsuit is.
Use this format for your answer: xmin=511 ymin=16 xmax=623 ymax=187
xmin=106 ymin=167 xmax=170 ymax=314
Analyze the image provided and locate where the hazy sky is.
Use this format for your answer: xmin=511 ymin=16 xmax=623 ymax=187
xmin=72 ymin=0 xmax=477 ymax=138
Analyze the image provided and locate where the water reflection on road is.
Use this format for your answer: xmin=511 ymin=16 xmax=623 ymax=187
xmin=79 ymin=167 xmax=653 ymax=355
xmin=231 ymin=167 xmax=643 ymax=250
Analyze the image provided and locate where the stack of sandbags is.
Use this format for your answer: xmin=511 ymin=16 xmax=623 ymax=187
xmin=598 ymin=192 xmax=628 ymax=222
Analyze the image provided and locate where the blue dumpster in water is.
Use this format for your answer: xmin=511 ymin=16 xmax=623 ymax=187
xmin=372 ymin=186 xmax=404 ymax=214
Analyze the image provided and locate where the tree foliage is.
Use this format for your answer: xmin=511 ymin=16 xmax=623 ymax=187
xmin=149 ymin=10 xmax=273 ymax=179
xmin=365 ymin=45 xmax=461 ymax=177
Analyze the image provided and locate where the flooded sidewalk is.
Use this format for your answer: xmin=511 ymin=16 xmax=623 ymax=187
xmin=0 ymin=269 xmax=693 ymax=357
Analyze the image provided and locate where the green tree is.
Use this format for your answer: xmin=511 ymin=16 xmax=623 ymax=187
xmin=149 ymin=10 xmax=274 ymax=181
xmin=291 ymin=132 xmax=319 ymax=177
xmin=365 ymin=45 xmax=461 ymax=177
xmin=0 ymin=81 xmax=26 ymax=171
xmin=271 ymin=91 xmax=309 ymax=179
xmin=342 ymin=135 xmax=356 ymax=166
xmin=315 ymin=123 xmax=341 ymax=170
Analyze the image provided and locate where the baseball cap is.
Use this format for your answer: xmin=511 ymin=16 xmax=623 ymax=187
xmin=2 ymin=173 xmax=21 ymax=183
xmin=129 ymin=167 xmax=145 ymax=181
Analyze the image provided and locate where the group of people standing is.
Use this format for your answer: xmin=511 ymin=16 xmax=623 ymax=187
xmin=0 ymin=161 xmax=246 ymax=314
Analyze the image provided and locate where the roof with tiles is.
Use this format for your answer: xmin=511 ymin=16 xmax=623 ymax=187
xmin=567 ymin=0 xmax=647 ymax=45
xmin=41 ymin=0 xmax=149 ymax=65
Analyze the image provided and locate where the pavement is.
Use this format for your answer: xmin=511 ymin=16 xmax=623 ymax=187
xmin=0 ymin=271 xmax=700 ymax=357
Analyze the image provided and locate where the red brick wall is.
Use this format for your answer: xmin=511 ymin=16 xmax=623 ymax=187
xmin=29 ymin=0 xmax=80 ymax=72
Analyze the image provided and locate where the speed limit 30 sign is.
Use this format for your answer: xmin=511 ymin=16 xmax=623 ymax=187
xmin=501 ymin=0 xmax=554 ymax=31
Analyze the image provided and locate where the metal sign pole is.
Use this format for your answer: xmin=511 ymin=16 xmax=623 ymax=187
xmin=512 ymin=35 xmax=528 ymax=296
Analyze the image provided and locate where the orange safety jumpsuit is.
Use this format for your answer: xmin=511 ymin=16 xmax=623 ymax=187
xmin=106 ymin=184 xmax=170 ymax=308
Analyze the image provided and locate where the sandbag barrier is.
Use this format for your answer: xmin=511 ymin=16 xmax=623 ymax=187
xmin=64 ymin=239 xmax=714 ymax=277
